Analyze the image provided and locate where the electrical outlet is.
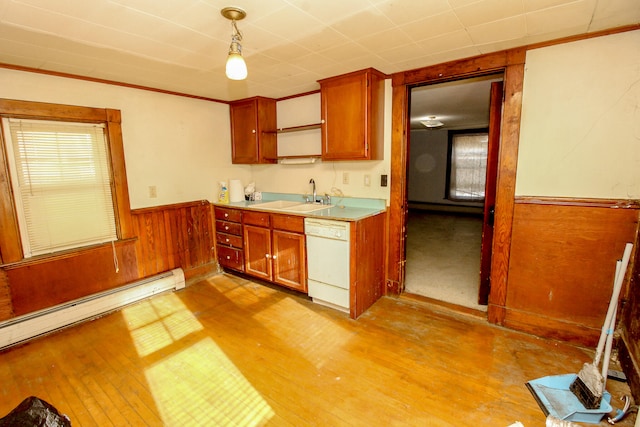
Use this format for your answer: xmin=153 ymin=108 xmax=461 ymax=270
xmin=343 ymin=172 xmax=349 ymax=184
xmin=148 ymin=185 xmax=157 ymax=198
xmin=381 ymin=174 xmax=388 ymax=187
xmin=364 ymin=174 xmax=371 ymax=187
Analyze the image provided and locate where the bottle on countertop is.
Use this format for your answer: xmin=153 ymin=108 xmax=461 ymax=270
xmin=218 ymin=181 xmax=229 ymax=204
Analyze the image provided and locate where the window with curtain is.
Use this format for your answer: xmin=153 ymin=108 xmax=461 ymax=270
xmin=448 ymin=132 xmax=488 ymax=202
xmin=3 ymin=118 xmax=117 ymax=257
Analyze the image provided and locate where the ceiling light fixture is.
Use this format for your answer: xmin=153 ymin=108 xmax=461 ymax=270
xmin=221 ymin=7 xmax=247 ymax=81
xmin=420 ymin=116 xmax=444 ymax=129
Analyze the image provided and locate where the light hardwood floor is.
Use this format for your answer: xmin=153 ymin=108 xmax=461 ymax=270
xmin=0 ymin=273 xmax=635 ymax=426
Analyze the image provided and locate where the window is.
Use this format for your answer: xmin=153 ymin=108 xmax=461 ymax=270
xmin=448 ymin=132 xmax=488 ymax=202
xmin=0 ymin=99 xmax=133 ymax=264
xmin=3 ymin=118 xmax=117 ymax=257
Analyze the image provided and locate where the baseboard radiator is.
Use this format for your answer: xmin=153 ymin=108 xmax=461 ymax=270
xmin=0 ymin=268 xmax=185 ymax=350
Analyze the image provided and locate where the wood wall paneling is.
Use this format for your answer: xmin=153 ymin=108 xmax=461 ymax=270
xmin=0 ymin=269 xmax=13 ymax=321
xmin=504 ymin=199 xmax=639 ymax=346
xmin=619 ymin=220 xmax=640 ymax=399
xmin=131 ymin=201 xmax=216 ymax=280
xmin=6 ymin=240 xmax=139 ymax=315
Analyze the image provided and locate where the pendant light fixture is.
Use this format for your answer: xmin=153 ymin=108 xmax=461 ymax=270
xmin=221 ymin=7 xmax=247 ymax=80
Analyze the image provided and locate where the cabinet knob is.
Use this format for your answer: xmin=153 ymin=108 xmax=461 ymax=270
xmin=252 ymin=129 xmax=256 ymax=134
xmin=225 ymin=226 xmax=229 ymax=230
xmin=272 ymin=255 xmax=277 ymax=260
xmin=226 ymin=255 xmax=231 ymax=259
xmin=265 ymin=254 xmax=271 ymax=259
xmin=224 ymin=213 xmax=229 ymax=217
xmin=225 ymin=238 xmax=230 ymax=242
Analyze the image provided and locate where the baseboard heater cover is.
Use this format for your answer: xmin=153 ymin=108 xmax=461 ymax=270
xmin=0 ymin=268 xmax=185 ymax=350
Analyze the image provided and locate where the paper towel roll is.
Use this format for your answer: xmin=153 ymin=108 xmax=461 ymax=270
xmin=229 ymin=179 xmax=244 ymax=202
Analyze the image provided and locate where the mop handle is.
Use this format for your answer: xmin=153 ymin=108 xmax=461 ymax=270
xmin=594 ymin=243 xmax=632 ymax=366
xmin=601 ymin=303 xmax=617 ymax=383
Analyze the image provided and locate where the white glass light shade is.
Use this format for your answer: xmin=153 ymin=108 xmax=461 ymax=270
xmin=226 ymin=41 xmax=247 ymax=81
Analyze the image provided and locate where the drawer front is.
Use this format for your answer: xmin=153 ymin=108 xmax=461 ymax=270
xmin=216 ymin=232 xmax=243 ymax=248
xmin=243 ymin=210 xmax=271 ymax=227
xmin=272 ymin=213 xmax=304 ymax=233
xmin=216 ymin=220 xmax=242 ymax=235
xmin=217 ymin=246 xmax=244 ymax=271
xmin=215 ymin=207 xmax=242 ymax=223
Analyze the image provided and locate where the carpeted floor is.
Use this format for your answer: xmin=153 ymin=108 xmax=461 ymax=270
xmin=404 ymin=210 xmax=487 ymax=311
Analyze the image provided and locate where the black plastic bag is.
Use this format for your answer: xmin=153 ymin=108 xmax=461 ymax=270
xmin=0 ymin=396 xmax=71 ymax=427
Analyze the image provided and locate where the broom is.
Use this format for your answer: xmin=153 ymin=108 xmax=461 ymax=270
xmin=569 ymin=243 xmax=633 ymax=409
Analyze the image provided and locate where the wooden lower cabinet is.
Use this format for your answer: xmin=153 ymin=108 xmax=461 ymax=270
xmin=243 ymin=211 xmax=307 ymax=292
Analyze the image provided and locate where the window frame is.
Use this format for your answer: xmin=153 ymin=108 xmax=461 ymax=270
xmin=0 ymin=99 xmax=134 ymax=264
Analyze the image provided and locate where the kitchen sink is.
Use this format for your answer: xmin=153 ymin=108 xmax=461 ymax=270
xmin=285 ymin=203 xmax=333 ymax=212
xmin=252 ymin=200 xmax=302 ymax=209
xmin=251 ymin=200 xmax=332 ymax=213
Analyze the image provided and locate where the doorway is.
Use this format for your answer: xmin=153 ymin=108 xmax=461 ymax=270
xmin=403 ymin=74 xmax=503 ymax=311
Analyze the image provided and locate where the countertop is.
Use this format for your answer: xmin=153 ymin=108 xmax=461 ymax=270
xmin=214 ymin=192 xmax=386 ymax=221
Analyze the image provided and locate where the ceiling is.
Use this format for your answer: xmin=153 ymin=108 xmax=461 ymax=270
xmin=410 ymin=74 xmax=503 ymax=130
xmin=0 ymin=0 xmax=638 ymax=104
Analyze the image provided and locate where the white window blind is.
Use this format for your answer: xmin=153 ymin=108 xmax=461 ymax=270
xmin=3 ymin=118 xmax=117 ymax=257
xmin=448 ymin=133 xmax=488 ymax=202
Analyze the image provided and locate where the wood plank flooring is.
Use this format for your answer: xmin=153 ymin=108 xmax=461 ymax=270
xmin=0 ymin=273 xmax=635 ymax=426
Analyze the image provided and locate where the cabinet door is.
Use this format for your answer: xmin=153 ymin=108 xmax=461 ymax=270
xmin=230 ymin=99 xmax=259 ymax=164
xmin=321 ymin=72 xmax=368 ymax=160
xmin=229 ymin=97 xmax=277 ymax=164
xmin=244 ymin=225 xmax=272 ymax=280
xmin=272 ymin=230 xmax=307 ymax=292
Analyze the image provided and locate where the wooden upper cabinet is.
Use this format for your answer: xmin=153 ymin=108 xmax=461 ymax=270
xmin=230 ymin=97 xmax=277 ymax=164
xmin=319 ymin=68 xmax=386 ymax=161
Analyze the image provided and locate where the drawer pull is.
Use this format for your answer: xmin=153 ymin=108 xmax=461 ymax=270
xmin=225 ymin=226 xmax=229 ymax=230
xmin=225 ymin=238 xmax=230 ymax=242
xmin=226 ymin=255 xmax=231 ymax=259
xmin=224 ymin=213 xmax=229 ymax=217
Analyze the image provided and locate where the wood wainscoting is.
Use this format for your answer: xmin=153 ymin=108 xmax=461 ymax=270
xmin=0 ymin=200 xmax=217 ymax=321
xmin=3 ymin=240 xmax=139 ymax=317
xmin=131 ymin=201 xmax=217 ymax=280
xmin=497 ymin=197 xmax=639 ymax=347
xmin=620 ymin=235 xmax=640 ymax=401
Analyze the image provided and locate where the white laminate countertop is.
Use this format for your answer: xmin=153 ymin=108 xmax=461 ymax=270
xmin=214 ymin=192 xmax=386 ymax=221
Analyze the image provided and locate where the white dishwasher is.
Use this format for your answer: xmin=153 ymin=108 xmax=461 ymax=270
xmin=304 ymin=218 xmax=350 ymax=312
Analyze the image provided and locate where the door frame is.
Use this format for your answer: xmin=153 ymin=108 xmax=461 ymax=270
xmin=478 ymin=80 xmax=504 ymax=305
xmin=386 ymin=48 xmax=526 ymax=325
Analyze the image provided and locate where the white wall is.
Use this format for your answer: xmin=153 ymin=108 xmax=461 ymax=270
xmin=408 ymin=129 xmax=448 ymax=203
xmin=0 ymin=68 xmax=248 ymax=209
xmin=516 ymin=30 xmax=640 ymax=199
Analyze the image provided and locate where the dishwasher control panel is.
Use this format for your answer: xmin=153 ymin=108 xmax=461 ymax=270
xmin=304 ymin=218 xmax=349 ymax=241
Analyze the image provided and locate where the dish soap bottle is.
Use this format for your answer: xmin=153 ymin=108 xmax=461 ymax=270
xmin=218 ymin=181 xmax=229 ymax=204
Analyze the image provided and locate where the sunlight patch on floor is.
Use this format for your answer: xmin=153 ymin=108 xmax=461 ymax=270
xmin=122 ymin=294 xmax=204 ymax=357
xmin=122 ymin=292 xmax=275 ymax=426
xmin=145 ymin=337 xmax=274 ymax=426
xmin=252 ymin=296 xmax=354 ymax=368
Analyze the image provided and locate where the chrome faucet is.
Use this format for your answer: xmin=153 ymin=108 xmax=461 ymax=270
xmin=309 ymin=178 xmax=316 ymax=203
